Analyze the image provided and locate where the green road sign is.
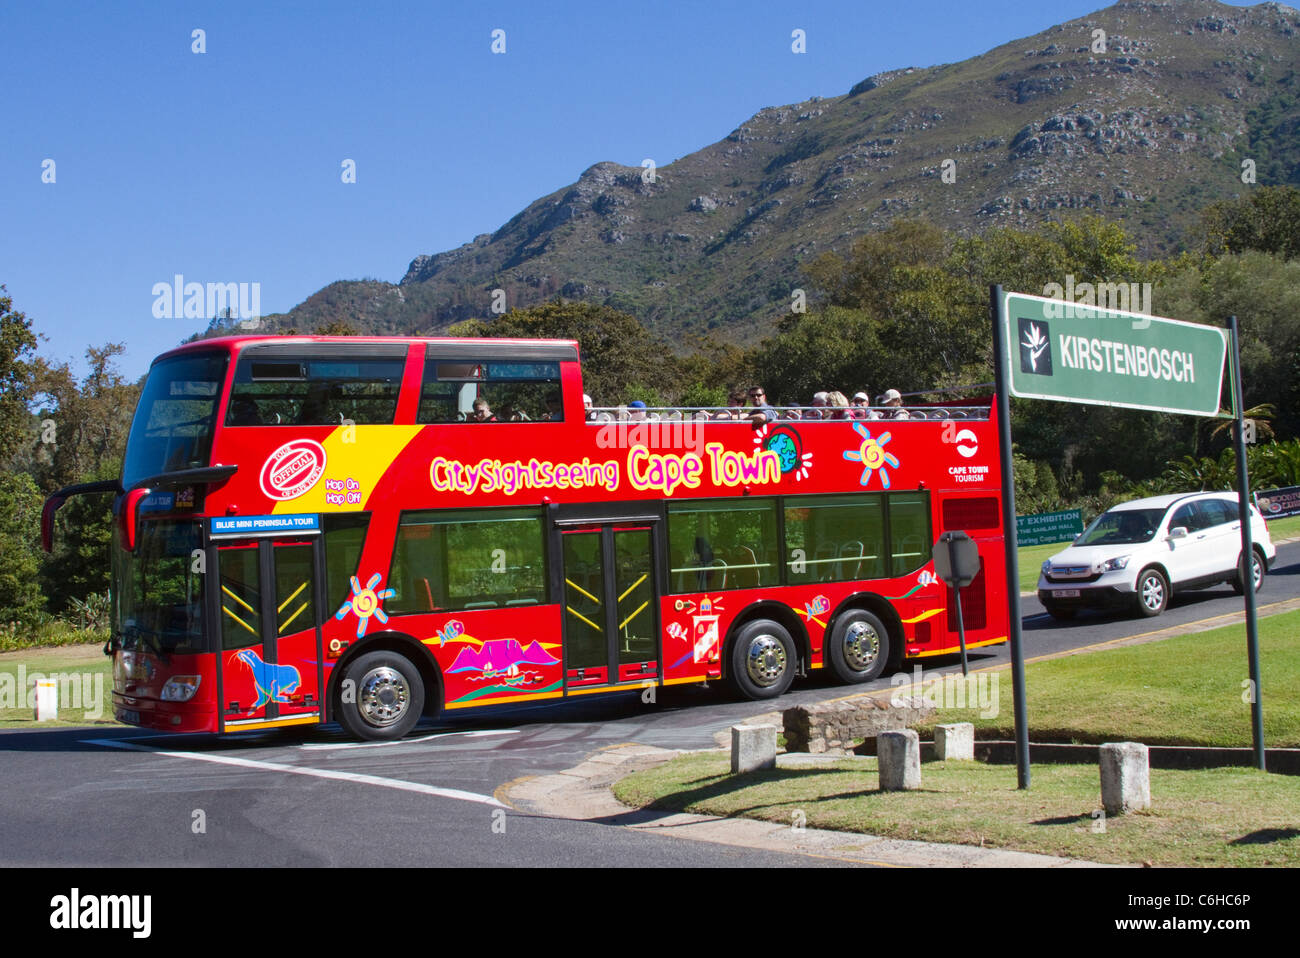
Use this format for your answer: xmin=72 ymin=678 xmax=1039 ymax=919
xmin=1002 ymin=292 xmax=1228 ymax=416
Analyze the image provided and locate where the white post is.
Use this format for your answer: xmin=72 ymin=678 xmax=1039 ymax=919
xmin=33 ymin=678 xmax=58 ymax=721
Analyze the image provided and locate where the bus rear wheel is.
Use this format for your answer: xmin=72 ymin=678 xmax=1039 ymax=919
xmin=336 ymin=650 xmax=425 ymax=741
xmin=728 ymin=619 xmax=797 ymax=701
xmin=827 ymin=609 xmax=890 ymax=684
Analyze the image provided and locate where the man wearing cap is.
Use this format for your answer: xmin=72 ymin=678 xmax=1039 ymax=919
xmin=878 ymin=388 xmax=909 ymax=420
xmin=583 ymin=394 xmax=596 ymax=421
xmin=627 ymin=399 xmax=648 ymax=421
xmin=849 ymin=391 xmax=876 ymax=420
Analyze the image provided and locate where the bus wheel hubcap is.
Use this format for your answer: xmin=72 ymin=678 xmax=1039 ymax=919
xmin=843 ymin=621 xmax=879 ymax=672
xmin=746 ymin=635 xmax=787 ymax=687
xmin=358 ymin=667 xmax=409 ymax=726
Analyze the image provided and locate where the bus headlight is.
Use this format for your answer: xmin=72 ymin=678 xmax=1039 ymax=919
xmin=161 ymin=676 xmax=201 ymax=702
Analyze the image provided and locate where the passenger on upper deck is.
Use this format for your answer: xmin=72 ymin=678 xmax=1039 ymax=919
xmin=627 ymin=400 xmax=648 ymax=422
xmin=826 ymin=391 xmax=850 ymax=420
xmin=715 ymin=391 xmax=747 ymax=421
xmin=878 ymin=388 xmax=909 ymax=420
xmin=807 ymin=391 xmax=829 ymax=420
xmin=747 ymin=387 xmax=777 ymax=425
xmin=545 ymin=393 xmax=563 ymax=421
xmin=470 ymin=398 xmax=498 ymax=422
xmin=583 ymin=394 xmax=596 ymax=421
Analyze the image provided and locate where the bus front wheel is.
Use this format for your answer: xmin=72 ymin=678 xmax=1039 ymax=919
xmin=728 ymin=619 xmax=797 ymax=700
xmin=336 ymin=650 xmax=425 ymax=741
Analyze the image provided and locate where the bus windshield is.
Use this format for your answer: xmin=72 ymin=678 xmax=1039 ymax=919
xmin=122 ymin=352 xmax=228 ymax=489
xmin=114 ymin=519 xmax=207 ymax=656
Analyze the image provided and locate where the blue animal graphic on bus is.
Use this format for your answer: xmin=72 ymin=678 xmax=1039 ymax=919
xmin=235 ymin=649 xmax=302 ymax=709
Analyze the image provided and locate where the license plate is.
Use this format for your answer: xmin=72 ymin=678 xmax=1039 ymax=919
xmin=1052 ymin=589 xmax=1081 ymax=598
xmin=117 ymin=709 xmax=141 ymax=725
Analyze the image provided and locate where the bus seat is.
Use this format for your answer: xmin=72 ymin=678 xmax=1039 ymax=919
xmin=505 ymin=598 xmax=538 ymax=607
xmin=839 ymin=540 xmax=865 ymax=579
xmin=732 ymin=547 xmax=759 ymax=588
xmin=463 ymin=600 xmax=498 ymax=610
xmin=705 ymin=558 xmax=727 ymax=591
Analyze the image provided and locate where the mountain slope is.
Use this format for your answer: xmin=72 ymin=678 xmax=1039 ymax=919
xmin=253 ymin=0 xmax=1300 ymax=343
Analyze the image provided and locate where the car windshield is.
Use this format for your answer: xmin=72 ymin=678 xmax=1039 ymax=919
xmin=1076 ymin=509 xmax=1166 ymax=546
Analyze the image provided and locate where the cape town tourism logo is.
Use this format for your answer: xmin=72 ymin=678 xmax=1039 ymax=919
xmin=1018 ymin=317 xmax=1053 ymax=375
xmin=260 ymin=439 xmax=327 ymax=500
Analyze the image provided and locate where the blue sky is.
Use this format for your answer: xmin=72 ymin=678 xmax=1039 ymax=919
xmin=0 ymin=0 xmax=1255 ymax=380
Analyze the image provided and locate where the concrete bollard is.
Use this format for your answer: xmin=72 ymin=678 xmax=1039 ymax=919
xmin=878 ymin=729 xmax=921 ymax=791
xmin=33 ymin=678 xmax=58 ymax=721
xmin=1099 ymin=742 xmax=1151 ymax=815
xmin=935 ymin=722 xmax=975 ymax=761
xmin=731 ymin=723 xmax=777 ymax=774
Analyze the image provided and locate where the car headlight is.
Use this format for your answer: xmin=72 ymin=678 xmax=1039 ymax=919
xmin=161 ymin=676 xmax=201 ymax=702
xmin=1102 ymin=555 xmax=1130 ymax=572
xmin=1041 ymin=560 xmax=1051 ymax=574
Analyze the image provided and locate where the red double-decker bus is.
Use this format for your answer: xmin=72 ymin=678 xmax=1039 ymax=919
xmin=43 ymin=336 xmax=1009 ymax=740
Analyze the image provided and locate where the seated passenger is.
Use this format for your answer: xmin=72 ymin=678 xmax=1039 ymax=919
xmin=826 ymin=391 xmax=850 ymax=420
xmin=808 ymin=391 xmax=829 ymax=420
xmin=470 ymin=398 xmax=498 ymax=422
xmin=715 ymin=391 xmax=747 ymax=420
xmin=849 ymin=391 xmax=877 ymax=420
xmin=544 ymin=393 xmax=563 ymax=421
xmin=583 ymin=394 xmax=596 ymax=421
xmin=878 ymin=388 xmax=909 ymax=420
xmin=627 ymin=399 xmax=648 ymax=422
xmin=747 ymin=387 xmax=777 ymax=425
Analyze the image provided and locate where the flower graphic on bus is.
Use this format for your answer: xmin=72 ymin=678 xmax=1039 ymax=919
xmin=753 ymin=425 xmax=813 ymax=481
xmin=335 ymin=573 xmax=396 ymax=639
xmin=843 ymin=423 xmax=899 ymax=489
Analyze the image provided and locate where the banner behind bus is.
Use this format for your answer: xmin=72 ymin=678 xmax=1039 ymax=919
xmin=1016 ymin=508 xmax=1083 ymax=546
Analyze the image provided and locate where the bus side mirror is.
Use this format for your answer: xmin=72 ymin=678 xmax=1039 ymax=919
xmin=119 ymin=488 xmax=152 ymax=552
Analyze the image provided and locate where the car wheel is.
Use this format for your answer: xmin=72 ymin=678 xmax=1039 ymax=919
xmin=1232 ymin=549 xmax=1266 ymax=595
xmin=1133 ymin=567 xmax=1168 ymax=618
xmin=826 ymin=609 xmax=891 ymax=684
xmin=336 ymin=650 xmax=425 ymax=741
xmin=1043 ymin=603 xmax=1077 ymax=621
xmin=728 ymin=619 xmax=797 ymax=700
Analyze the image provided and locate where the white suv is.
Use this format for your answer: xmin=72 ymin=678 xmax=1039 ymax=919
xmin=1037 ymin=492 xmax=1277 ymax=619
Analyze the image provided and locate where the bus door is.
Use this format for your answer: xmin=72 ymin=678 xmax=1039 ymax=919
xmin=215 ymin=536 xmax=324 ymax=730
xmin=557 ymin=513 xmax=662 ymax=692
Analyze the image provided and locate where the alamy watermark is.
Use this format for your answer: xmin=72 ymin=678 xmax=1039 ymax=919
xmin=889 ymin=666 xmax=1000 ymax=718
xmin=595 ymin=417 xmax=706 ymax=454
xmin=152 ymin=274 xmax=261 ymax=326
xmin=1 ymin=666 xmax=104 ymax=719
xmin=1041 ymin=274 xmax=1152 ymax=321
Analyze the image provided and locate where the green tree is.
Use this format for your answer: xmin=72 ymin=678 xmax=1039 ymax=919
xmin=1201 ymin=186 xmax=1300 ymax=260
xmin=449 ymin=300 xmax=677 ymax=405
xmin=0 ymin=286 xmax=39 ymax=467
xmin=0 ymin=471 xmax=45 ymax=623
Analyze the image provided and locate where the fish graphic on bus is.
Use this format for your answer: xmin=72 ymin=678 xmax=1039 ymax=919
xmin=235 ymin=649 xmax=302 ymax=709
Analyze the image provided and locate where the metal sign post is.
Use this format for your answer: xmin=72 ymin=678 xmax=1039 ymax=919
xmin=1229 ymin=316 xmax=1265 ymax=771
xmin=933 ymin=531 xmax=981 ymax=676
xmin=991 ymin=285 xmax=1032 ymax=789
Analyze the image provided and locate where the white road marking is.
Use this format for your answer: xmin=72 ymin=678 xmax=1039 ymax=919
xmin=83 ymin=738 xmax=506 ymax=808
xmin=297 ymin=729 xmax=520 ymax=751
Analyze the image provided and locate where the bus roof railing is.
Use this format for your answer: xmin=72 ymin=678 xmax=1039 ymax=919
xmin=581 ymin=404 xmax=991 ymax=423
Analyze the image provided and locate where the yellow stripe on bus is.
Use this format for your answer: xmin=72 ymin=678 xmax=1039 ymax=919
xmin=278 ymin=581 xmax=307 ymax=614
xmin=566 ymin=607 xmax=602 ymax=632
xmin=908 ymin=635 xmax=1008 ymax=658
xmin=900 ymin=608 xmax=944 ymax=625
xmin=565 ymin=579 xmax=601 ymax=605
xmin=223 ymin=713 xmax=320 ymax=730
xmin=279 ymin=601 xmax=309 ymax=634
xmin=222 ymin=606 xmax=257 ymax=635
xmin=444 ymin=690 xmax=564 ymax=710
xmin=618 ymin=600 xmax=648 ymax=632
xmin=222 ymin=586 xmax=257 ymax=616
xmin=617 ymin=574 xmax=647 ymax=604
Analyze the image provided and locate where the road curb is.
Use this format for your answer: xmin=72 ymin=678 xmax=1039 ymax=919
xmin=504 ymin=742 xmax=1112 ymax=868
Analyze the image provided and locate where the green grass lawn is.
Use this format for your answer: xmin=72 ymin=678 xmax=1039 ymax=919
xmin=915 ymin=608 xmax=1300 ymax=748
xmin=614 ymin=604 xmax=1300 ymax=866
xmin=0 ymin=645 xmax=118 ymax=729
xmin=613 ymin=752 xmax=1300 ymax=867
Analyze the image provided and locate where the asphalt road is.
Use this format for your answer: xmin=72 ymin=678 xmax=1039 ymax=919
xmin=1 ymin=540 xmax=1295 ymax=868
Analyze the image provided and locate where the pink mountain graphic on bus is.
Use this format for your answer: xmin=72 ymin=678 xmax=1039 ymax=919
xmin=447 ymin=639 xmax=559 ymax=674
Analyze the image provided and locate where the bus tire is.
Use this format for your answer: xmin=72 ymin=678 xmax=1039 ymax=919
xmin=826 ymin=609 xmax=890 ymax=684
xmin=336 ymin=650 xmax=425 ymax=741
xmin=728 ymin=619 xmax=797 ymax=700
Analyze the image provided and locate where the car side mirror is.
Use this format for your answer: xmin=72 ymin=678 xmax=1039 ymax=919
xmin=1168 ymin=526 xmax=1188 ymax=539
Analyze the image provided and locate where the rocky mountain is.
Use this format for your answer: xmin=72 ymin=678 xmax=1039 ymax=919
xmin=255 ymin=0 xmax=1300 ymax=343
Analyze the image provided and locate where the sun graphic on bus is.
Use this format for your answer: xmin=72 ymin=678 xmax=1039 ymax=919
xmin=335 ymin=573 xmax=396 ymax=639
xmin=753 ymin=424 xmax=813 ymax=480
xmin=843 ymin=422 xmax=899 ymax=489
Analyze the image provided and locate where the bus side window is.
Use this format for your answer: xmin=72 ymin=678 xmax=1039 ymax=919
xmin=323 ymin=513 xmax=370 ymax=611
